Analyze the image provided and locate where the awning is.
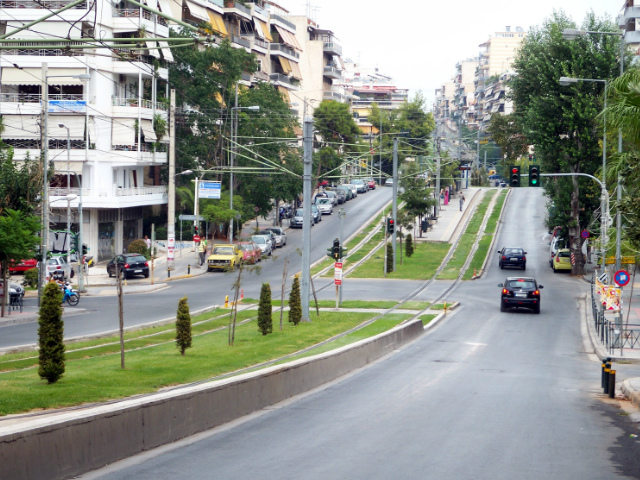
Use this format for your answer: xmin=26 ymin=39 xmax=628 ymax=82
xmin=278 ymin=56 xmax=292 ymax=75
xmin=277 ymin=86 xmax=290 ymax=103
xmin=165 ymin=0 xmax=184 ymax=20
xmin=112 ymin=118 xmax=136 ymax=146
xmin=289 ymin=60 xmax=302 ymax=80
xmin=48 ymin=116 xmax=85 ymax=140
xmin=254 ymin=18 xmax=272 ymax=42
xmin=156 ymin=0 xmax=173 ymax=16
xmin=207 ymin=10 xmax=228 ymax=37
xmin=1 ymin=67 xmax=86 ymax=85
xmin=145 ymin=40 xmax=160 ymax=58
xmin=274 ymin=25 xmax=301 ymax=50
xmin=185 ymin=0 xmax=209 ymax=22
xmin=158 ymin=41 xmax=174 ymax=62
xmin=140 ymin=119 xmax=157 ymax=142
xmin=53 ymin=160 xmax=84 ymax=174
xmin=0 ymin=115 xmax=40 ymax=139
xmin=88 ymin=118 xmax=96 ymax=144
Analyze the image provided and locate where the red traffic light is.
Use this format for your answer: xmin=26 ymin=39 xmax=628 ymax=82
xmin=512 ymin=168 xmax=518 ymax=173
xmin=389 ymin=219 xmax=394 ymax=224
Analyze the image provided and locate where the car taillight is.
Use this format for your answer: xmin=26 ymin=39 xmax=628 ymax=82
xmin=522 ymin=256 xmax=526 ymax=261
xmin=502 ymin=256 xmax=506 ymax=260
xmin=502 ymin=289 xmax=509 ymax=294
xmin=124 ymin=263 xmax=130 ymax=268
xmin=533 ymin=290 xmax=539 ymax=295
xmin=144 ymin=261 xmax=149 ymax=267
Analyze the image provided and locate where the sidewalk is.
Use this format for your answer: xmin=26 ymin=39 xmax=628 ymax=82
xmin=416 ymin=187 xmax=483 ymax=243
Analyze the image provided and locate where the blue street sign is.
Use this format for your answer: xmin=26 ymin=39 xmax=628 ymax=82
xmin=199 ymin=181 xmax=221 ymax=199
xmin=614 ymin=270 xmax=630 ymax=287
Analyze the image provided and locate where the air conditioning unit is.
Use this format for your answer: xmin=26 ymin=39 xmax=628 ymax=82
xmin=85 ymin=28 xmax=95 ymax=38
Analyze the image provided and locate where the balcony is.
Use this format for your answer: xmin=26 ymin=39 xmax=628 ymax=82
xmin=323 ymin=42 xmax=342 ymax=56
xmin=0 ymin=41 xmax=86 ymax=57
xmin=323 ymin=90 xmax=344 ymax=102
xmin=254 ymin=71 xmax=269 ymax=82
xmin=113 ymin=8 xmax=168 ymax=27
xmin=269 ymin=43 xmax=299 ymax=60
xmin=230 ymin=34 xmax=251 ymax=49
xmin=115 ymin=185 xmax=167 ymax=197
xmin=0 ymin=0 xmax=86 ymax=7
xmin=112 ymin=97 xmax=168 ymax=111
xmin=223 ymin=0 xmax=251 ymax=20
xmin=269 ymin=73 xmax=298 ymax=89
xmin=323 ymin=66 xmax=341 ymax=80
xmin=270 ymin=14 xmax=296 ymax=31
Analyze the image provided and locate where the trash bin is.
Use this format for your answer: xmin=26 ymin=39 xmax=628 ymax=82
xmin=421 ymin=220 xmax=430 ymax=232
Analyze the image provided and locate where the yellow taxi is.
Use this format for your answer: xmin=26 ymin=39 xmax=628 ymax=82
xmin=207 ymin=244 xmax=242 ymax=272
xmin=552 ymin=248 xmax=572 ymax=272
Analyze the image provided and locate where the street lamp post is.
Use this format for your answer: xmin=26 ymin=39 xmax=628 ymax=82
xmin=57 ymin=170 xmax=84 ymax=292
xmin=558 ymin=76 xmax=608 ymax=273
xmin=229 ymin=102 xmax=260 ymax=241
xmin=38 ymin=66 xmax=90 ymax=305
xmin=59 ymin=124 xmax=72 ymax=279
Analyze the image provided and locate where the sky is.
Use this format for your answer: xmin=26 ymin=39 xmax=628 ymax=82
xmin=276 ymin=0 xmax=625 ymax=108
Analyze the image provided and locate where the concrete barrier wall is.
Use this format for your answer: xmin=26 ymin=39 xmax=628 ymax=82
xmin=0 ymin=319 xmax=424 ymax=480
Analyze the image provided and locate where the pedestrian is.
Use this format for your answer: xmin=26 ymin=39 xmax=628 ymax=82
xmin=459 ymin=194 xmax=464 ymax=212
xmin=144 ymin=235 xmax=151 ymax=249
xmin=198 ymin=239 xmax=206 ymax=266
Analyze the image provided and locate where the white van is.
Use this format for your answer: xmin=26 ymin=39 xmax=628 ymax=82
xmin=548 ymin=227 xmax=563 ymax=267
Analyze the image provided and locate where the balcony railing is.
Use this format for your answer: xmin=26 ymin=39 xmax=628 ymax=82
xmin=113 ymin=49 xmax=155 ymax=65
xmin=112 ymin=143 xmax=168 ymax=152
xmin=323 ymin=42 xmax=342 ymax=56
xmin=230 ymin=34 xmax=250 ymax=48
xmin=2 ymin=139 xmax=88 ymax=149
xmin=323 ymin=90 xmax=343 ymax=101
xmin=224 ymin=0 xmax=251 ymax=15
xmin=50 ymin=187 xmax=90 ymax=197
xmin=254 ymin=71 xmax=269 ymax=82
xmin=112 ymin=97 xmax=168 ymax=111
xmin=0 ymin=93 xmax=84 ymax=103
xmin=323 ymin=66 xmax=341 ymax=79
xmin=269 ymin=43 xmax=299 ymax=59
xmin=113 ymin=8 xmax=168 ymax=26
xmin=269 ymin=73 xmax=294 ymax=86
xmin=0 ymin=0 xmax=86 ymax=7
xmin=252 ymin=36 xmax=269 ymax=49
xmin=271 ymin=14 xmax=295 ymax=31
xmin=115 ymin=185 xmax=167 ymax=196
xmin=1 ymin=41 xmax=85 ymax=57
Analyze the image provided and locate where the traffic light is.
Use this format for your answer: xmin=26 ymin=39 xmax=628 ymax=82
xmin=509 ymin=165 xmax=521 ymax=187
xmin=529 ymin=165 xmax=540 ymax=187
xmin=387 ymin=217 xmax=395 ymax=234
xmin=332 ymin=238 xmax=341 ymax=260
xmin=528 ymin=154 xmax=533 ymax=161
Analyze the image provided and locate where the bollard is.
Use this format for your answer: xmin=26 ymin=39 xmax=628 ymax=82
xmin=241 ymin=289 xmax=244 ymax=300
xmin=601 ymin=358 xmax=608 ymax=388
xmin=609 ymin=369 xmax=616 ymax=399
xmin=603 ymin=362 xmax=611 ymax=395
xmin=225 ymin=295 xmax=229 ymax=308
xmin=167 ymin=268 xmax=171 ymax=279
xmin=188 ymin=264 xmax=191 ymax=275
xmin=444 ymin=302 xmax=447 ymax=314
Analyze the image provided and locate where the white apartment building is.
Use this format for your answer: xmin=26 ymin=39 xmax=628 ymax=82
xmin=618 ymin=0 xmax=640 ymax=63
xmin=0 ymin=0 xmax=172 ymax=261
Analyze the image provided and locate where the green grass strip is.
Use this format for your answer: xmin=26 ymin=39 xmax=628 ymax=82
xmin=437 ymin=232 xmax=476 ymax=280
xmin=419 ymin=314 xmax=437 ymax=324
xmin=463 ymin=234 xmax=493 ymax=280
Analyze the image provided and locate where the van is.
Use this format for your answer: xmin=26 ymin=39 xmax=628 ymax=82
xmin=548 ymin=227 xmax=563 ymax=267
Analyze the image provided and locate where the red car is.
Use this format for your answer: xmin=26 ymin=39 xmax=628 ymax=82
xmin=237 ymin=242 xmax=262 ymax=264
xmin=365 ymin=178 xmax=376 ymax=190
xmin=9 ymin=258 xmax=38 ymax=274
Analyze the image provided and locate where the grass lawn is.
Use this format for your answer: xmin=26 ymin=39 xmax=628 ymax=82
xmin=0 ymin=310 xmax=392 ymax=416
xmin=437 ymin=232 xmax=476 ymax=280
xmin=243 ymin=299 xmax=399 ymax=309
xmin=485 ymin=190 xmax=507 ymax=235
xmin=350 ymin=241 xmax=451 ymax=280
xmin=419 ymin=314 xmax=437 ymax=324
xmin=322 ymin=231 xmax=385 ymax=276
xmin=463 ymin=234 xmax=494 ymax=280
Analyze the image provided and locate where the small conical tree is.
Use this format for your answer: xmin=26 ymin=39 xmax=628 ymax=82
xmin=176 ymin=296 xmax=192 ymax=355
xmin=38 ymin=281 xmax=65 ymax=384
xmin=405 ymin=233 xmax=414 ymax=257
xmin=288 ymin=274 xmax=302 ymax=325
xmin=386 ymin=243 xmax=394 ymax=273
xmin=257 ymin=283 xmax=273 ymax=335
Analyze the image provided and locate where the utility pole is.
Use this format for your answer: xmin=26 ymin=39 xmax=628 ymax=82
xmin=193 ymin=175 xmax=199 ymax=264
xmin=38 ymin=63 xmax=49 ymax=306
xmin=434 ymin=123 xmax=441 ymax=217
xmin=392 ymin=137 xmax=398 ymax=271
xmin=301 ymin=115 xmax=313 ymax=322
xmin=167 ymin=89 xmax=176 ymax=270
xmin=339 ymin=207 xmax=345 ymax=306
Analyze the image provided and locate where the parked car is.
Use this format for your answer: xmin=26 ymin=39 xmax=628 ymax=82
xmin=548 ymin=228 xmax=564 ymax=267
xmin=364 ymin=177 xmax=376 ymax=190
xmin=552 ymin=248 xmax=572 ymax=272
xmin=311 ymin=204 xmax=322 ymax=223
xmin=315 ymin=197 xmax=333 ymax=215
xmin=206 ymin=244 xmax=243 ymax=271
xmin=46 ymin=256 xmax=74 ymax=280
xmin=237 ymin=242 xmax=262 ymax=264
xmin=0 ymin=280 xmax=25 ymax=301
xmin=251 ymin=235 xmax=273 ymax=256
xmin=352 ymin=179 xmax=368 ymax=193
xmin=290 ymin=208 xmax=314 ymax=228
xmin=498 ymin=277 xmax=543 ymax=314
xmin=343 ymin=184 xmax=358 ymax=198
xmin=497 ymin=247 xmax=527 ymax=270
xmin=385 ymin=178 xmax=394 ymax=187
xmin=263 ymin=227 xmax=287 ymax=247
xmin=106 ymin=253 xmax=149 ymax=279
xmin=317 ymin=180 xmax=329 ymax=188
xmin=9 ymin=258 xmax=38 ymax=274
xmin=257 ymin=229 xmax=277 ymax=247
xmin=324 ymin=190 xmax=338 ymax=206
xmin=333 ymin=187 xmax=347 ymax=204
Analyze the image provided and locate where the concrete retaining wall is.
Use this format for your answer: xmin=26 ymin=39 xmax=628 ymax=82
xmin=0 ymin=319 xmax=424 ymax=480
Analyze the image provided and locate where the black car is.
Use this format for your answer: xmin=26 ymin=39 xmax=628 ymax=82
xmin=498 ymin=277 xmax=543 ymax=314
xmin=107 ymin=253 xmax=150 ymax=279
xmin=498 ymin=247 xmax=527 ymax=270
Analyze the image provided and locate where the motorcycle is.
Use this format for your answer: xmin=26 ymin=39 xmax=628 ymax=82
xmin=59 ymin=282 xmax=80 ymax=307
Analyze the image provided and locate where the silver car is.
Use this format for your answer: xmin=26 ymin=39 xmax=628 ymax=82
xmin=315 ymin=197 xmax=333 ymax=215
xmin=264 ymin=227 xmax=287 ymax=247
xmin=324 ymin=190 xmax=338 ymax=206
xmin=343 ymin=184 xmax=358 ymax=198
xmin=251 ymin=235 xmax=273 ymax=256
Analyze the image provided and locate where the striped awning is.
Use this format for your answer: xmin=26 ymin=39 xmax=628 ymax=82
xmin=48 ymin=116 xmax=85 ymax=140
xmin=289 ymin=61 xmax=302 ymax=80
xmin=207 ymin=10 xmax=228 ymax=37
xmin=254 ymin=18 xmax=273 ymax=42
xmin=0 ymin=115 xmax=40 ymax=139
xmin=274 ymin=25 xmax=301 ymax=50
xmin=278 ymin=56 xmax=292 ymax=75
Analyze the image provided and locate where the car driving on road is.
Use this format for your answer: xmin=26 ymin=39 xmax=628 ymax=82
xmin=106 ymin=253 xmax=149 ymax=279
xmin=497 ymin=247 xmax=527 ymax=270
xmin=207 ymin=244 xmax=243 ymax=272
xmin=498 ymin=277 xmax=543 ymax=314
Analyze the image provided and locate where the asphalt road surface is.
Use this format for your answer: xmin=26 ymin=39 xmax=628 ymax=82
xmin=0 ymin=188 xmax=392 ymax=349
xmin=85 ymin=188 xmax=640 ymax=479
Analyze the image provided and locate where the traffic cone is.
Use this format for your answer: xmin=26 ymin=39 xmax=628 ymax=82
xmin=225 ymin=295 xmax=229 ymax=308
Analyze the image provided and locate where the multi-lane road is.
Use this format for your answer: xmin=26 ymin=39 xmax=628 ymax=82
xmin=85 ymin=187 xmax=640 ymax=479
xmin=0 ymin=187 xmax=393 ymax=349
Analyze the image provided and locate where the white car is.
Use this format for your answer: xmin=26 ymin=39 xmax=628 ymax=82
xmin=315 ymin=197 xmax=333 ymax=215
xmin=251 ymin=235 xmax=273 ymax=256
xmin=264 ymin=227 xmax=287 ymax=247
xmin=343 ymin=184 xmax=358 ymax=198
xmin=385 ymin=178 xmax=394 ymax=187
xmin=46 ymin=256 xmax=74 ymax=280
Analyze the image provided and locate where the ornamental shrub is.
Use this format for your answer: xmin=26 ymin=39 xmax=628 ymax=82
xmin=38 ymin=281 xmax=65 ymax=384
xmin=128 ymin=239 xmax=149 ymax=258
xmin=405 ymin=233 xmax=414 ymax=258
xmin=257 ymin=283 xmax=273 ymax=335
xmin=176 ymin=296 xmax=192 ymax=355
xmin=288 ymin=275 xmax=302 ymax=326
xmin=386 ymin=243 xmax=394 ymax=273
xmin=24 ymin=267 xmax=39 ymax=288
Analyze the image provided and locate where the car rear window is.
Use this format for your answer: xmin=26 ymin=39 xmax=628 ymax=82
xmin=503 ymin=249 xmax=523 ymax=255
xmin=127 ymin=255 xmax=146 ymax=263
xmin=506 ymin=280 xmax=536 ymax=289
xmin=213 ymin=247 xmax=234 ymax=255
xmin=558 ymin=251 xmax=570 ymax=258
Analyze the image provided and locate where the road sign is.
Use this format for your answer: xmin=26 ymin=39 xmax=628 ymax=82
xmin=581 ymin=230 xmax=589 ymax=239
xmin=193 ymin=235 xmax=200 ymax=243
xmin=198 ymin=181 xmax=221 ymax=199
xmin=614 ymin=270 xmax=630 ymax=287
xmin=334 ymin=262 xmax=343 ymax=285
xmin=369 ymin=149 xmax=375 ymax=155
xmin=606 ymin=256 xmax=637 ymax=265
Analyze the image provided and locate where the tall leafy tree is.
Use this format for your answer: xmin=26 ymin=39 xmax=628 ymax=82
xmin=175 ymin=296 xmax=192 ymax=355
xmin=38 ymin=281 xmax=65 ymax=384
xmin=485 ymin=113 xmax=529 ymax=177
xmin=509 ymin=11 xmax=621 ymax=275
